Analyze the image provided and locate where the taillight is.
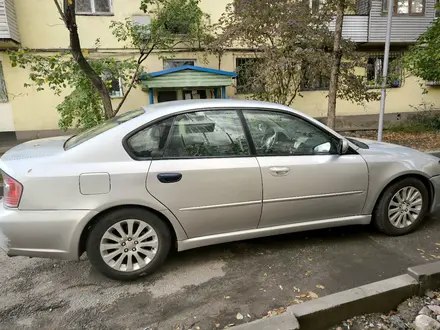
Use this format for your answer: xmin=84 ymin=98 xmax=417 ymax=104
xmin=3 ymin=172 xmax=22 ymax=208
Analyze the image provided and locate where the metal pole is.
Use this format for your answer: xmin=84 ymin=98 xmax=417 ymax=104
xmin=377 ymin=0 xmax=394 ymax=141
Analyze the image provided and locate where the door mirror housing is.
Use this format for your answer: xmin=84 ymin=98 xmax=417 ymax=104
xmin=338 ymin=139 xmax=349 ymax=155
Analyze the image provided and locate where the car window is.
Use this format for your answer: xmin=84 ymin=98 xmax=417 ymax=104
xmin=243 ymin=110 xmax=338 ymax=156
xmin=64 ymin=108 xmax=145 ymax=150
xmin=164 ymin=110 xmax=250 ymax=158
xmin=127 ymin=117 xmax=174 ymax=158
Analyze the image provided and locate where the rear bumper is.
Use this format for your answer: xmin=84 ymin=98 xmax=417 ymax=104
xmin=0 ymin=205 xmax=96 ymax=260
xmin=430 ymin=175 xmax=440 ymax=213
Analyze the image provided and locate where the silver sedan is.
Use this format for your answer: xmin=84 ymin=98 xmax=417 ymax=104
xmin=1 ymin=99 xmax=440 ymax=280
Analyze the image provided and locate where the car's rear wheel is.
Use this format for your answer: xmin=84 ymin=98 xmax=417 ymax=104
xmin=373 ymin=177 xmax=429 ymax=236
xmin=86 ymin=208 xmax=171 ymax=281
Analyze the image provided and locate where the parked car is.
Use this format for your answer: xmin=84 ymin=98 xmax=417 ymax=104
xmin=1 ymin=99 xmax=440 ymax=280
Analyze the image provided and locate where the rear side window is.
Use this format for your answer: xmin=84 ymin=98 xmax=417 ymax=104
xmin=64 ymin=109 xmax=145 ymax=150
xmin=126 ymin=110 xmax=251 ymax=159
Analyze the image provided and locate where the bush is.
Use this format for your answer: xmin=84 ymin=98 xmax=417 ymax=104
xmin=388 ymin=102 xmax=440 ymax=133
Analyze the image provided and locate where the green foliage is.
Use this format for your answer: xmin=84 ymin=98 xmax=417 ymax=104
xmin=9 ymin=0 xmax=208 ymax=131
xmin=404 ymin=17 xmax=440 ymax=83
xmin=9 ymin=50 xmax=137 ymax=130
xmin=211 ymin=0 xmax=379 ymax=107
xmin=388 ymin=102 xmax=440 ymax=132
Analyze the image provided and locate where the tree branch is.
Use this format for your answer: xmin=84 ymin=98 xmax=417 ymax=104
xmin=53 ymin=0 xmax=66 ymax=24
xmin=114 ymin=44 xmax=156 ymax=116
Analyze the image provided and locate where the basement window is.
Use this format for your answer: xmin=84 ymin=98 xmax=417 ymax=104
xmin=76 ymin=0 xmax=113 ymax=15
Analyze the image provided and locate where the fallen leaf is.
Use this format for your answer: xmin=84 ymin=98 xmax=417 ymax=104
xmin=225 ymin=296 xmax=230 ymax=299
xmin=417 ymin=248 xmax=425 ymax=253
xmin=431 ymin=255 xmax=440 ymax=259
xmin=264 ymin=273 xmax=267 ymax=277
xmin=436 ymin=243 xmax=440 ymax=246
xmin=316 ymin=284 xmax=325 ymax=289
xmin=236 ymin=313 xmax=243 ymax=320
xmin=293 ymin=286 xmax=300 ymax=292
xmin=247 ymin=314 xmax=251 ymax=318
xmin=279 ymin=285 xmax=283 ymax=290
xmin=308 ymin=258 xmax=313 ymax=261
xmin=307 ymin=291 xmax=319 ymax=299
xmin=305 ymin=270 xmax=311 ymax=276
xmin=298 ymin=293 xmax=308 ymax=298
xmin=215 ymin=324 xmax=220 ymax=328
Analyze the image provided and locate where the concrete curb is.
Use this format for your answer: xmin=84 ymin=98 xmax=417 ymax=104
xmin=233 ymin=261 xmax=440 ymax=330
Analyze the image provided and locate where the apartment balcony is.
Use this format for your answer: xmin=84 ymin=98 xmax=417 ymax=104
xmin=329 ymin=15 xmax=369 ymax=43
xmin=0 ymin=0 xmax=19 ymax=48
xmin=329 ymin=0 xmax=437 ymax=44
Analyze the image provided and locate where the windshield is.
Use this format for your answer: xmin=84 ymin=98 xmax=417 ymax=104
xmin=64 ymin=108 xmax=145 ymax=150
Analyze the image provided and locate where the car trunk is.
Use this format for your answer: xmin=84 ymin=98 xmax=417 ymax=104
xmin=0 ymin=136 xmax=69 ymax=180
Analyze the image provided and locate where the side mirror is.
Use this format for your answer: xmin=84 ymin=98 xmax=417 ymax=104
xmin=338 ymin=139 xmax=349 ymax=155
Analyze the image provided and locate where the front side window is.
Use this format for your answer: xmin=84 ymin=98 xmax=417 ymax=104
xmin=76 ymin=0 xmax=112 ymax=15
xmin=382 ymin=0 xmax=424 ymax=14
xmin=164 ymin=111 xmax=250 ymax=158
xmin=243 ymin=110 xmax=338 ymax=156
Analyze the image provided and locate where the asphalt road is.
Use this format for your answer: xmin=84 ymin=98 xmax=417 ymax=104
xmin=2 ymin=214 xmax=440 ymax=330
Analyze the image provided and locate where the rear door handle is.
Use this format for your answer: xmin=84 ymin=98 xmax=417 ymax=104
xmin=269 ymin=167 xmax=290 ymax=176
xmin=157 ymin=173 xmax=182 ymax=183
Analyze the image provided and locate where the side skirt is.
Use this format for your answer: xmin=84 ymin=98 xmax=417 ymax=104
xmin=177 ymin=215 xmax=371 ymax=251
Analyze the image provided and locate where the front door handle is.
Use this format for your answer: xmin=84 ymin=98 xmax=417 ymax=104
xmin=269 ymin=167 xmax=290 ymax=177
xmin=157 ymin=173 xmax=182 ymax=183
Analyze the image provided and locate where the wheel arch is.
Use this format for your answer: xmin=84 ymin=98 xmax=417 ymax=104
xmin=77 ymin=204 xmax=184 ymax=258
xmin=371 ymin=173 xmax=433 ymax=215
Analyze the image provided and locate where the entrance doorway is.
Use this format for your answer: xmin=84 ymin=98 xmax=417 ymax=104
xmin=158 ymin=91 xmax=178 ymax=103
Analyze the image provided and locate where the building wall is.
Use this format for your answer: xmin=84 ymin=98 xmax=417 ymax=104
xmin=2 ymin=0 xmax=440 ymax=136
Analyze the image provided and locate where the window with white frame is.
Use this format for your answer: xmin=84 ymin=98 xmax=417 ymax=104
xmin=102 ymin=71 xmax=123 ymax=98
xmin=0 ymin=63 xmax=8 ymax=102
xmin=164 ymin=59 xmax=196 ymax=70
xmin=76 ymin=0 xmax=112 ymax=15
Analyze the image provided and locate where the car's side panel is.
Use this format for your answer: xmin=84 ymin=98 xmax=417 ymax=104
xmin=257 ymin=154 xmax=369 ymax=227
xmin=177 ymin=215 xmax=371 ymax=251
xmin=146 ymin=158 xmax=263 ymax=238
xmin=358 ymin=151 xmax=433 ymax=214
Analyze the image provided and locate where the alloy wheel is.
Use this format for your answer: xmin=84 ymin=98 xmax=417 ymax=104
xmin=100 ymin=219 xmax=159 ymax=272
xmin=388 ymin=186 xmax=423 ymax=229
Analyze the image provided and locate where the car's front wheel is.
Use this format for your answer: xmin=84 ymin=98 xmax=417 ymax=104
xmin=86 ymin=208 xmax=171 ymax=281
xmin=373 ymin=177 xmax=429 ymax=236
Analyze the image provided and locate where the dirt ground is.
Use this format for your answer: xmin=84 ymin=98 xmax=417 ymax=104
xmin=346 ymin=131 xmax=440 ymax=152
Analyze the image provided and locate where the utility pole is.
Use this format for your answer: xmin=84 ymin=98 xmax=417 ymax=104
xmin=377 ymin=0 xmax=394 ymax=141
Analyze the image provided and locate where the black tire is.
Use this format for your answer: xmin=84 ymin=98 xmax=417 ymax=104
xmin=373 ymin=177 xmax=429 ymax=236
xmin=86 ymin=208 xmax=171 ymax=281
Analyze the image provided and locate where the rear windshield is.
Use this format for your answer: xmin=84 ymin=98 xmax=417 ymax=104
xmin=64 ymin=108 xmax=145 ymax=150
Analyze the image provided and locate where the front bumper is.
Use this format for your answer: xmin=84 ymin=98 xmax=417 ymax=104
xmin=0 ymin=205 xmax=96 ymax=260
xmin=430 ymin=175 xmax=440 ymax=213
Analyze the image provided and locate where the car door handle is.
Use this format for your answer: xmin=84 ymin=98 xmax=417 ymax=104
xmin=269 ymin=167 xmax=290 ymax=176
xmin=157 ymin=173 xmax=183 ymax=183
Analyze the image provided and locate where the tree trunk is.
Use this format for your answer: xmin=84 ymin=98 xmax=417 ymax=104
xmin=63 ymin=0 xmax=114 ymax=119
xmin=327 ymin=0 xmax=345 ymax=129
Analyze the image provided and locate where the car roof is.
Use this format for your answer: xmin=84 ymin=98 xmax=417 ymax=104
xmin=139 ymin=99 xmax=293 ymax=118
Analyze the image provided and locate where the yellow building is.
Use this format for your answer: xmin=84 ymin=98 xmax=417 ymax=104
xmin=0 ymin=0 xmax=439 ymax=142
